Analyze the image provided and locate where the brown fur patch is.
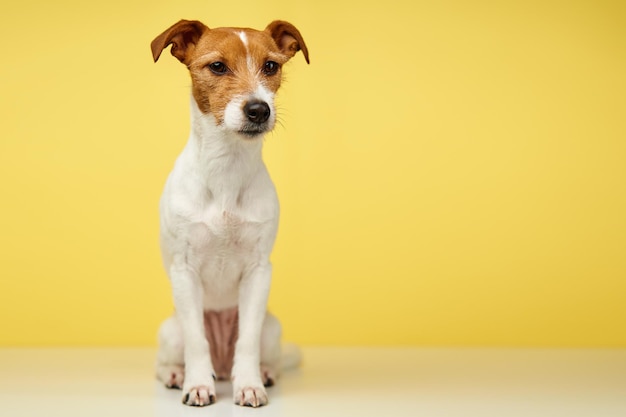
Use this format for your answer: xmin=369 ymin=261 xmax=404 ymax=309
xmin=185 ymin=28 xmax=288 ymax=124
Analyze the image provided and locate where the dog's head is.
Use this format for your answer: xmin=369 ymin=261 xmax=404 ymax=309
xmin=151 ymin=20 xmax=309 ymax=138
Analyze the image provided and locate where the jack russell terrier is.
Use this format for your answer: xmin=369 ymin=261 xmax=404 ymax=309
xmin=150 ymin=19 xmax=309 ymax=407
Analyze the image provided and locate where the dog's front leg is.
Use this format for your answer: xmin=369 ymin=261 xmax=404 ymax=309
xmin=232 ymin=262 xmax=272 ymax=407
xmin=170 ymin=258 xmax=216 ymax=406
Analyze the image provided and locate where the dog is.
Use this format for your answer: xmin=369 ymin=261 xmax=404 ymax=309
xmin=150 ymin=19 xmax=309 ymax=407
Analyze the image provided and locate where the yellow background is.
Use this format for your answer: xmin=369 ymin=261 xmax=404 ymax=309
xmin=1 ymin=0 xmax=625 ymax=347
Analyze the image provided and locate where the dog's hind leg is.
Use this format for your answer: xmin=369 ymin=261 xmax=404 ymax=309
xmin=156 ymin=315 xmax=185 ymax=389
xmin=260 ymin=312 xmax=282 ymax=387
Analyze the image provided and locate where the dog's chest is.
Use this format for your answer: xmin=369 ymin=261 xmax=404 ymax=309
xmin=194 ymin=204 xmax=260 ymax=255
xmin=160 ymin=137 xmax=278 ymax=293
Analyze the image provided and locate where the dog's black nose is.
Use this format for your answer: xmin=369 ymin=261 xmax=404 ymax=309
xmin=244 ymin=101 xmax=270 ymax=124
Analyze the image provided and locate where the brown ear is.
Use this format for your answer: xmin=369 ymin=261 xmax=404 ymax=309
xmin=151 ymin=20 xmax=209 ymax=64
xmin=265 ymin=20 xmax=309 ymax=64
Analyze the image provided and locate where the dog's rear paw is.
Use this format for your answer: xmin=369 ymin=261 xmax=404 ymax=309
xmin=234 ymin=385 xmax=268 ymax=407
xmin=182 ymin=385 xmax=216 ymax=407
xmin=156 ymin=364 xmax=184 ymax=389
xmin=261 ymin=364 xmax=278 ymax=387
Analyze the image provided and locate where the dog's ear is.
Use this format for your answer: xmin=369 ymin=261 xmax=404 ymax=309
xmin=151 ymin=20 xmax=209 ymax=64
xmin=265 ymin=20 xmax=309 ymax=64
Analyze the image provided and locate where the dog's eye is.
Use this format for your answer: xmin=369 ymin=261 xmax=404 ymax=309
xmin=263 ymin=61 xmax=279 ymax=76
xmin=208 ymin=62 xmax=228 ymax=75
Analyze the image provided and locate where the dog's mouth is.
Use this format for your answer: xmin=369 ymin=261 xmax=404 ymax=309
xmin=238 ymin=123 xmax=270 ymax=138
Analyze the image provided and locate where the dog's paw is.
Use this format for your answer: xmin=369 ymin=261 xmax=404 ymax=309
xmin=182 ymin=385 xmax=216 ymax=407
xmin=234 ymin=385 xmax=268 ymax=407
xmin=156 ymin=364 xmax=185 ymax=389
xmin=261 ymin=364 xmax=278 ymax=387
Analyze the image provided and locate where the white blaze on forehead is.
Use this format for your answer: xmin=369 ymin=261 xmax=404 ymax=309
xmin=238 ymin=31 xmax=248 ymax=48
xmin=237 ymin=31 xmax=256 ymax=74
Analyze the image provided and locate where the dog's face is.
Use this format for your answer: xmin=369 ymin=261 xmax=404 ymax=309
xmin=151 ymin=20 xmax=309 ymax=138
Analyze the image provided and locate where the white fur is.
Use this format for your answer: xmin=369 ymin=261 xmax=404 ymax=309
xmin=238 ymin=31 xmax=255 ymax=73
xmin=157 ymin=95 xmax=282 ymax=406
xmin=238 ymin=31 xmax=248 ymax=47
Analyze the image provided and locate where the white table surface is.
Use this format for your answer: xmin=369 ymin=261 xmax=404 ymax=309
xmin=1 ymin=346 xmax=625 ymax=417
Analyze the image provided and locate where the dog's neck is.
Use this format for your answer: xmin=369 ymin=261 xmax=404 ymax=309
xmin=185 ymin=96 xmax=266 ymax=203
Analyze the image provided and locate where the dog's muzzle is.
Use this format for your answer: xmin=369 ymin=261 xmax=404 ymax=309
xmin=240 ymin=100 xmax=271 ymax=137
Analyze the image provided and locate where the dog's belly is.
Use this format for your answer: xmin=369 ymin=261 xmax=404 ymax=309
xmin=204 ymin=307 xmax=238 ymax=379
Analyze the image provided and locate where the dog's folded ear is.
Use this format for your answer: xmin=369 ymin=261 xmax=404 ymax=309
xmin=151 ymin=20 xmax=209 ymax=64
xmin=265 ymin=21 xmax=309 ymax=64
